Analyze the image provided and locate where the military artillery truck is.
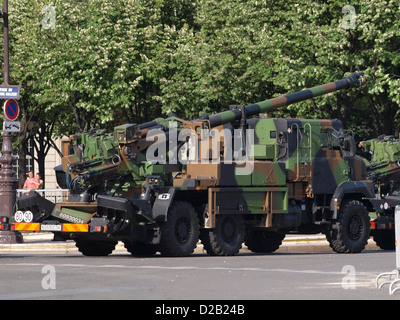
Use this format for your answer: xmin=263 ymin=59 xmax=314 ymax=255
xmin=358 ymin=135 xmax=400 ymax=250
xmin=2 ymin=72 xmax=378 ymax=256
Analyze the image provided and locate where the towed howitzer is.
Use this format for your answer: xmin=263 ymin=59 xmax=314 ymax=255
xmin=13 ymin=72 xmax=385 ymax=257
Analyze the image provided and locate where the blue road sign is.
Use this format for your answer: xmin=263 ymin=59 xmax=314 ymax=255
xmin=0 ymin=85 xmax=20 ymax=99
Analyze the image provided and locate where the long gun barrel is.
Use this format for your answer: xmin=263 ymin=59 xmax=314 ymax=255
xmin=208 ymin=72 xmax=364 ymax=127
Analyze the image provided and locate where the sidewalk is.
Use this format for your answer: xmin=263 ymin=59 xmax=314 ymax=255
xmin=0 ymin=232 xmax=381 ymax=254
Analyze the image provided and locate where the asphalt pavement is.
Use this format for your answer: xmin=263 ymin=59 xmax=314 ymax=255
xmin=0 ymin=233 xmax=396 ymax=300
xmin=0 ymin=244 xmax=395 ymax=300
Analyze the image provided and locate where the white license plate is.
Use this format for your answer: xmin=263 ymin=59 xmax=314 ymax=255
xmin=40 ymin=224 xmax=62 ymax=232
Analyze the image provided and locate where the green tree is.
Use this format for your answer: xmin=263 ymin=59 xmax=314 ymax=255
xmin=265 ymin=0 xmax=400 ymax=140
xmin=161 ymin=0 xmax=400 ymax=140
xmin=160 ymin=0 xmax=278 ymax=119
xmin=6 ymin=0 xmax=196 ymax=184
xmin=2 ymin=0 xmax=399 ymax=187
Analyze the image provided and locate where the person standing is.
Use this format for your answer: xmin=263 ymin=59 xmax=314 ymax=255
xmin=23 ymin=170 xmax=39 ymax=190
xmin=36 ymin=173 xmax=43 ymax=189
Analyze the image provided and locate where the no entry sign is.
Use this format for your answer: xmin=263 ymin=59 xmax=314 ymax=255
xmin=3 ymin=99 xmax=19 ymax=121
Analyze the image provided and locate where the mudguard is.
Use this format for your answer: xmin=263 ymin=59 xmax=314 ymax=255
xmin=151 ymin=187 xmax=176 ymax=222
xmin=97 ymin=187 xmax=176 ymax=225
xmin=330 ymin=181 xmax=375 ymax=219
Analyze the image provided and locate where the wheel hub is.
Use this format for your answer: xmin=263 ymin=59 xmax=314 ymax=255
xmin=221 ymin=217 xmax=236 ymax=242
xmin=348 ymin=216 xmax=362 ymax=240
xmin=175 ymin=217 xmax=191 ymax=243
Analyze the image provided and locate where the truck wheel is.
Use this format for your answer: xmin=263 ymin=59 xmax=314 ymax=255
xmin=159 ymin=201 xmax=199 ymax=257
xmin=124 ymin=241 xmax=158 ymax=256
xmin=327 ymin=200 xmax=370 ymax=253
xmin=245 ymin=230 xmax=285 ymax=253
xmin=373 ymin=230 xmax=395 ymax=250
xmin=200 ymin=214 xmax=245 ymax=256
xmin=75 ymin=239 xmax=117 ymax=256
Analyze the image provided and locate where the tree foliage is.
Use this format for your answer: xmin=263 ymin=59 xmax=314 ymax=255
xmin=160 ymin=0 xmax=400 ymax=140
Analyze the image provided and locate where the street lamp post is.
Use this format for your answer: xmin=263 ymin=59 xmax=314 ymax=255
xmin=0 ymin=0 xmax=22 ymax=243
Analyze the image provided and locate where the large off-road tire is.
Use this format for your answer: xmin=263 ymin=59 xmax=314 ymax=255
xmin=200 ymin=214 xmax=245 ymax=256
xmin=326 ymin=200 xmax=370 ymax=253
xmin=123 ymin=241 xmax=158 ymax=256
xmin=373 ymin=230 xmax=395 ymax=250
xmin=245 ymin=230 xmax=285 ymax=253
xmin=159 ymin=201 xmax=200 ymax=257
xmin=75 ymin=239 xmax=118 ymax=256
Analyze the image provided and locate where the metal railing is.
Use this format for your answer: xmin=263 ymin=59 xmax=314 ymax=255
xmin=17 ymin=189 xmax=69 ymax=204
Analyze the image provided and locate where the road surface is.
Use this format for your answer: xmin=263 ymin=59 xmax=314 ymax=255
xmin=0 ymin=249 xmax=398 ymax=301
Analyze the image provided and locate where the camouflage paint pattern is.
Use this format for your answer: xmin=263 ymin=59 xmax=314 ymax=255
xmin=180 ymin=115 xmax=369 ymax=227
xmin=207 ymin=72 xmax=364 ymax=128
xmin=17 ymin=73 xmax=369 ymax=234
xmin=359 ymin=136 xmax=400 ymax=194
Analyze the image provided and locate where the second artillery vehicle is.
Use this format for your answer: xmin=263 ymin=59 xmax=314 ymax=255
xmin=6 ymin=72 xmax=394 ymax=256
xmin=358 ymin=135 xmax=400 ymax=250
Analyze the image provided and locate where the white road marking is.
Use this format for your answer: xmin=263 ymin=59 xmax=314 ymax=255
xmin=0 ymin=262 xmax=377 ymax=277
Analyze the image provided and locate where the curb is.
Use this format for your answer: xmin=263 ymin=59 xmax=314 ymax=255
xmin=0 ymin=233 xmax=381 ymax=254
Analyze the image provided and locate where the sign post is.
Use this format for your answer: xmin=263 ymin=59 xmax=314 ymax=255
xmin=0 ymin=0 xmax=22 ymax=244
xmin=395 ymin=207 xmax=400 ymax=273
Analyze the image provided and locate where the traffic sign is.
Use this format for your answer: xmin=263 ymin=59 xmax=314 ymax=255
xmin=0 ymin=85 xmax=20 ymax=99
xmin=3 ymin=120 xmax=20 ymax=132
xmin=3 ymin=99 xmax=19 ymax=121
